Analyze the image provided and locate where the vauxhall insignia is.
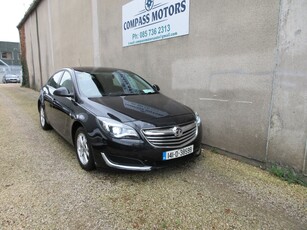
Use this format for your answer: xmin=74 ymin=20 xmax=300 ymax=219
xmin=172 ymin=126 xmax=183 ymax=138
xmin=145 ymin=0 xmax=154 ymax=11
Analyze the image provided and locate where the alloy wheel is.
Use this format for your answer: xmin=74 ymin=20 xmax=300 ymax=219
xmin=76 ymin=133 xmax=90 ymax=165
xmin=40 ymin=106 xmax=46 ymax=127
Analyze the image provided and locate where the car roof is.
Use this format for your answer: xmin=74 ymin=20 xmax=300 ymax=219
xmin=70 ymin=67 xmax=133 ymax=74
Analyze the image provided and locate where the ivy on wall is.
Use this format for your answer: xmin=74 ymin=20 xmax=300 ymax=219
xmin=21 ymin=57 xmax=29 ymax=87
xmin=18 ymin=25 xmax=30 ymax=88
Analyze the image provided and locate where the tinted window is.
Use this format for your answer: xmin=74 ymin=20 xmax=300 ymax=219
xmin=47 ymin=71 xmax=63 ymax=89
xmin=75 ymin=70 xmax=155 ymax=98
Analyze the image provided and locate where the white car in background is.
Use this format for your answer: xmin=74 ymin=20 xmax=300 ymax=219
xmin=2 ymin=74 xmax=20 ymax=84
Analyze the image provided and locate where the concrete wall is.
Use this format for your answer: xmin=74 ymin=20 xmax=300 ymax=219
xmin=93 ymin=0 xmax=280 ymax=164
xmin=24 ymin=0 xmax=94 ymax=89
xmin=20 ymin=0 xmax=307 ymax=174
xmin=267 ymin=0 xmax=307 ymax=174
xmin=24 ymin=8 xmax=40 ymax=89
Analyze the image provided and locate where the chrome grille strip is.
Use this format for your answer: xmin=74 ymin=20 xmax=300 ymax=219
xmin=143 ymin=122 xmax=196 ymax=136
xmin=146 ymin=126 xmax=196 ymax=139
xmin=142 ymin=122 xmax=198 ymax=148
xmin=148 ymin=130 xmax=195 ymax=143
xmin=146 ymin=129 xmax=195 ymax=142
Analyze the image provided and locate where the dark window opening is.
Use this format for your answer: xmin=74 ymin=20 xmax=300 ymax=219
xmin=1 ymin=52 xmax=13 ymax=60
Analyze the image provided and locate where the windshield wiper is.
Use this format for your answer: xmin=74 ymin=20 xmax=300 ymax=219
xmin=106 ymin=92 xmax=134 ymax=96
xmin=104 ymin=90 xmax=156 ymax=96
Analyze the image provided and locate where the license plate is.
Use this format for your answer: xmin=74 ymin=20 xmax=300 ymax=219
xmin=162 ymin=145 xmax=194 ymax=161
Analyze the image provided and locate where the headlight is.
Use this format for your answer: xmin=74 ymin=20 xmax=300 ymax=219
xmin=97 ymin=117 xmax=139 ymax=139
xmin=195 ymin=112 xmax=201 ymax=126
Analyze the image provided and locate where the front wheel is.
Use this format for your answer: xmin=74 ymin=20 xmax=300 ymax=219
xmin=39 ymin=104 xmax=51 ymax=130
xmin=75 ymin=127 xmax=95 ymax=171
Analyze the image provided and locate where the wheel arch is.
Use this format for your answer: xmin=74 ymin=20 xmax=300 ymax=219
xmin=37 ymin=93 xmax=45 ymax=112
xmin=71 ymin=121 xmax=83 ymax=146
xmin=37 ymin=100 xmax=41 ymax=112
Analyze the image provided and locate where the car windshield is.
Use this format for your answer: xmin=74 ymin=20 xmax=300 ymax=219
xmin=75 ymin=70 xmax=156 ymax=98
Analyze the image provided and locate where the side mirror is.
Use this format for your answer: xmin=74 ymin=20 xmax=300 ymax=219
xmin=152 ymin=84 xmax=160 ymax=92
xmin=53 ymin=87 xmax=73 ymax=97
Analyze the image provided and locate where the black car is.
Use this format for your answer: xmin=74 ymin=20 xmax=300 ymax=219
xmin=38 ymin=67 xmax=202 ymax=171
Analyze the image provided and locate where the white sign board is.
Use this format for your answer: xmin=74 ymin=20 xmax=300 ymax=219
xmin=122 ymin=0 xmax=190 ymax=47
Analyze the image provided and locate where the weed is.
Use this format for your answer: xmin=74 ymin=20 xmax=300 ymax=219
xmin=269 ymin=165 xmax=307 ymax=187
xmin=211 ymin=147 xmax=219 ymax=154
xmin=161 ymin=220 xmax=168 ymax=229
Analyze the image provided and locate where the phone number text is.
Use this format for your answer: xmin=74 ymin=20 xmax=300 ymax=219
xmin=132 ymin=24 xmax=171 ymax=40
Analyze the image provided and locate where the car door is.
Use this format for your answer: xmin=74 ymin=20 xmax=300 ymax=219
xmin=51 ymin=71 xmax=76 ymax=140
xmin=44 ymin=71 xmax=64 ymax=127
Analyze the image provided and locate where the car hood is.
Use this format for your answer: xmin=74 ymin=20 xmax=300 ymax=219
xmin=86 ymin=93 xmax=195 ymax=127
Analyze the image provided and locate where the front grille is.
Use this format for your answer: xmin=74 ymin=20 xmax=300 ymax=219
xmin=142 ymin=122 xmax=198 ymax=148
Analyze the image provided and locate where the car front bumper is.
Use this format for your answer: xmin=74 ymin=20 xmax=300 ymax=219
xmin=5 ymin=79 xmax=20 ymax=83
xmin=90 ymin=127 xmax=202 ymax=171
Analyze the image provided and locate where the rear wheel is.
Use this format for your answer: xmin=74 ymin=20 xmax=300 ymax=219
xmin=39 ymin=104 xmax=51 ymax=130
xmin=75 ymin=127 xmax=95 ymax=171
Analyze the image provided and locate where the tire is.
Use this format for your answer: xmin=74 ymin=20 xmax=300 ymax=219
xmin=75 ymin=127 xmax=95 ymax=171
xmin=39 ymin=104 xmax=51 ymax=130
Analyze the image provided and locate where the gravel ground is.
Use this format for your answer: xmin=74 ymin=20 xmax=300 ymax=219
xmin=0 ymin=84 xmax=306 ymax=230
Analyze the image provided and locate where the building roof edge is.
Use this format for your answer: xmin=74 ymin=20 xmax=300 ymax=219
xmin=17 ymin=0 xmax=43 ymax=29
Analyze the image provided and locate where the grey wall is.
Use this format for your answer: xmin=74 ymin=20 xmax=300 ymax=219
xmin=21 ymin=0 xmax=307 ymax=174
xmin=267 ymin=1 xmax=307 ymax=174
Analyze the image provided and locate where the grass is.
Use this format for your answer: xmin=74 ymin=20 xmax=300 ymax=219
xmin=269 ymin=165 xmax=307 ymax=187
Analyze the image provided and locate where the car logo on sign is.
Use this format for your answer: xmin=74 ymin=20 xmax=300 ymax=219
xmin=145 ymin=0 xmax=154 ymax=11
xmin=172 ymin=126 xmax=183 ymax=138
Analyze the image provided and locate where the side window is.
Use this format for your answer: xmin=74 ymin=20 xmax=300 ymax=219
xmin=47 ymin=71 xmax=63 ymax=89
xmin=59 ymin=71 xmax=74 ymax=93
